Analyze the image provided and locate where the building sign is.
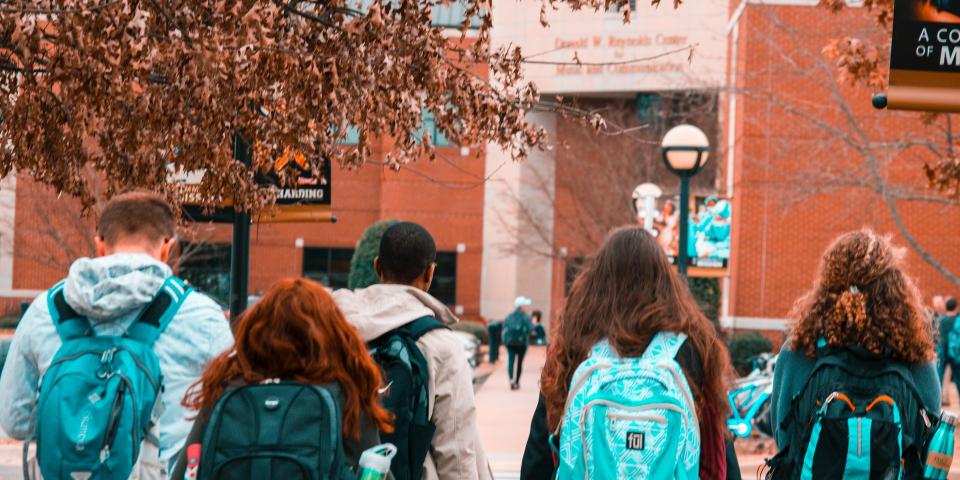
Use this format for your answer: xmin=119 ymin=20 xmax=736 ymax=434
xmin=491 ymin=0 xmax=728 ymax=94
xmin=172 ymin=151 xmax=333 ymax=223
xmin=886 ymin=0 xmax=960 ymax=111
xmin=636 ymin=194 xmax=730 ymax=277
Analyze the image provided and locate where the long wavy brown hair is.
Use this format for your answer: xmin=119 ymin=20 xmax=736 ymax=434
xmin=791 ymin=229 xmax=935 ymax=364
xmin=541 ymin=226 xmax=730 ymax=431
xmin=183 ymin=278 xmax=393 ymax=437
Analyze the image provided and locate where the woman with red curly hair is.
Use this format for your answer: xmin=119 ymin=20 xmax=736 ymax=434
xmin=171 ymin=278 xmax=393 ymax=479
xmin=769 ymin=229 xmax=941 ymax=477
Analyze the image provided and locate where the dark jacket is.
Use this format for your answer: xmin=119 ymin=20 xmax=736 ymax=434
xmin=171 ymin=398 xmax=386 ymax=479
xmin=519 ymin=341 xmax=741 ymax=480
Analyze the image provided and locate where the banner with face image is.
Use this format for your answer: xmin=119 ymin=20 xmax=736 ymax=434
xmin=634 ymin=193 xmax=731 ymax=276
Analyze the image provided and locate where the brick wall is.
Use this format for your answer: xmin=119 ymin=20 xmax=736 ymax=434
xmin=728 ymin=4 xmax=960 ymax=323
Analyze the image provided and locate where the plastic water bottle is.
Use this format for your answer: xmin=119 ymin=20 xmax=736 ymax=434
xmin=924 ymin=412 xmax=957 ymax=479
xmin=358 ymin=443 xmax=397 ymax=480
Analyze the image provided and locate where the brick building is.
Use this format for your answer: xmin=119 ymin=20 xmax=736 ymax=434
xmin=726 ymin=1 xmax=960 ymax=331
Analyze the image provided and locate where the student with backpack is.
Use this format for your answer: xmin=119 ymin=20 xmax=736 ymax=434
xmin=0 ymin=191 xmax=234 ymax=479
xmin=524 ymin=226 xmax=736 ymax=479
xmin=941 ymin=297 xmax=960 ymax=401
xmin=333 ymin=222 xmax=492 ymax=480
xmin=503 ymin=296 xmax=534 ymax=390
xmin=171 ymin=278 xmax=393 ymax=479
xmin=768 ymin=230 xmax=942 ymax=479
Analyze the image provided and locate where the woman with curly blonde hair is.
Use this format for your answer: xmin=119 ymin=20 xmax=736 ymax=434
xmin=769 ymin=229 xmax=941 ymax=478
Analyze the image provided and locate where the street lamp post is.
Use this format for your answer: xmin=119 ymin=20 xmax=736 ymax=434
xmin=661 ymin=124 xmax=710 ymax=276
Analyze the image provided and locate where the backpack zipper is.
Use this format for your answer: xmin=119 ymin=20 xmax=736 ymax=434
xmin=100 ymin=380 xmax=126 ymax=463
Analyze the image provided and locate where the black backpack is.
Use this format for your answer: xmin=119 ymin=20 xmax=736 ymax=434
xmin=765 ymin=349 xmax=935 ymax=480
xmin=199 ymin=382 xmax=351 ymax=480
xmin=368 ymin=316 xmax=448 ymax=480
xmin=502 ymin=311 xmax=530 ymax=347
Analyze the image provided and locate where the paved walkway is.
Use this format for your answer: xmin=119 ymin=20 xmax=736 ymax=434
xmin=475 ymin=346 xmax=547 ymax=479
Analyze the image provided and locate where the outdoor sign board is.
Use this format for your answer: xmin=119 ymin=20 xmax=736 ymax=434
xmin=172 ymin=152 xmax=333 ymax=223
xmin=887 ymin=0 xmax=960 ymax=111
xmin=634 ymin=193 xmax=730 ymax=277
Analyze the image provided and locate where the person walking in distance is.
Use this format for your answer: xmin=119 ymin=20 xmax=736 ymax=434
xmin=334 ymin=222 xmax=491 ymax=480
xmin=942 ymin=297 xmax=960 ymax=403
xmin=0 ymin=191 xmax=234 ymax=478
xmin=503 ymin=297 xmax=534 ymax=390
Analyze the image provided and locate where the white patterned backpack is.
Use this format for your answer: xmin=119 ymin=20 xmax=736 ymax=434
xmin=554 ymin=332 xmax=700 ymax=480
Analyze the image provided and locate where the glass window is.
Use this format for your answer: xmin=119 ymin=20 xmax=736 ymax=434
xmin=431 ymin=2 xmax=482 ymax=29
xmin=417 ymin=111 xmax=455 ymax=147
xmin=303 ymin=247 xmax=355 ymax=289
xmin=177 ymin=242 xmax=232 ymax=307
xmin=429 ymin=252 xmax=457 ymax=305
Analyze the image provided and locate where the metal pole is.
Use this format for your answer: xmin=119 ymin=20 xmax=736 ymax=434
xmin=229 ymin=132 xmax=251 ymax=321
xmin=677 ymin=173 xmax=691 ymax=276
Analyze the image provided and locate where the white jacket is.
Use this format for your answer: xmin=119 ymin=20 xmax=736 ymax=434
xmin=333 ymin=284 xmax=493 ymax=480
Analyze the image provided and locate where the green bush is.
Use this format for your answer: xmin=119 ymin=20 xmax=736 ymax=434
xmin=348 ymin=219 xmax=400 ymax=289
xmin=0 ymin=315 xmax=19 ymax=330
xmin=688 ymin=277 xmax=720 ymax=329
xmin=728 ymin=331 xmax=774 ymax=376
xmin=451 ymin=320 xmax=487 ymax=343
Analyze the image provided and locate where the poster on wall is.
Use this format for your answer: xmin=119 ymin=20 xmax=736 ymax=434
xmin=885 ymin=0 xmax=960 ymax=111
xmin=634 ymin=194 xmax=730 ymax=275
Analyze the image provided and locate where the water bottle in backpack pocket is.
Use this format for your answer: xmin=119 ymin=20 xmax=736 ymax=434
xmin=554 ymin=332 xmax=700 ymax=480
xmin=31 ymin=277 xmax=190 ymax=480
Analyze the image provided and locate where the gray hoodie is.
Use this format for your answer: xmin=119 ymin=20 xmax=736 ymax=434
xmin=333 ymin=284 xmax=493 ymax=480
xmin=0 ymin=253 xmax=234 ymax=472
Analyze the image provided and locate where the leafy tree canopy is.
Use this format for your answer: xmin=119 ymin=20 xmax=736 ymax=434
xmin=0 ymin=0 xmax=632 ymax=212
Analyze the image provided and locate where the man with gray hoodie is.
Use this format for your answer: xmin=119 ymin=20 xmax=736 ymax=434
xmin=0 ymin=191 xmax=234 ymax=476
xmin=334 ymin=222 xmax=492 ymax=480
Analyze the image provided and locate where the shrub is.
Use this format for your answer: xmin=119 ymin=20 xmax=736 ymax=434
xmin=728 ymin=331 xmax=774 ymax=376
xmin=688 ymin=277 xmax=720 ymax=329
xmin=452 ymin=320 xmax=487 ymax=343
xmin=348 ymin=219 xmax=400 ymax=289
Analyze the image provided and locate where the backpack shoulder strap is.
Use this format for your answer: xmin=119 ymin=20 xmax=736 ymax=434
xmin=47 ymin=280 xmax=92 ymax=342
xmin=126 ymin=276 xmax=193 ymax=345
xmin=641 ymin=331 xmax=688 ymax=362
xmin=399 ymin=315 xmax=449 ymax=341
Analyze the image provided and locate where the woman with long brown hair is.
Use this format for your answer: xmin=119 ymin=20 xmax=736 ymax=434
xmin=521 ymin=226 xmax=735 ymax=479
xmin=768 ymin=230 xmax=940 ymax=478
xmin=171 ymin=278 xmax=393 ymax=479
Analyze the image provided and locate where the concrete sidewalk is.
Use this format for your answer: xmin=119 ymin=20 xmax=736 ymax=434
xmin=475 ymin=345 xmax=547 ymax=479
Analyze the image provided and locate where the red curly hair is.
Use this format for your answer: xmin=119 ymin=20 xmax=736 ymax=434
xmin=791 ymin=229 xmax=935 ymax=364
xmin=183 ymin=278 xmax=392 ymax=437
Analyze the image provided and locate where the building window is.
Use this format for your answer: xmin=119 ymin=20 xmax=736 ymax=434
xmin=431 ymin=2 xmax=482 ymax=29
xmin=428 ymin=251 xmax=457 ymax=305
xmin=417 ymin=110 xmax=454 ymax=147
xmin=178 ymin=242 xmax=231 ymax=307
xmin=303 ymin=247 xmax=355 ymax=289
xmin=339 ymin=126 xmax=360 ymax=145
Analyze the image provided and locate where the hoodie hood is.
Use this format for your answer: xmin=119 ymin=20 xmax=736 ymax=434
xmin=63 ymin=253 xmax=172 ymax=322
xmin=332 ymin=284 xmax=459 ymax=342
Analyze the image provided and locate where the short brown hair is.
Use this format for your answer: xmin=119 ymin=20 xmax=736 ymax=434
xmin=98 ymin=191 xmax=176 ymax=246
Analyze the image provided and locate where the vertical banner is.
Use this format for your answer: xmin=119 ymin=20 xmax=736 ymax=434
xmin=887 ymin=0 xmax=960 ymax=111
xmin=636 ymin=193 xmax=731 ymax=277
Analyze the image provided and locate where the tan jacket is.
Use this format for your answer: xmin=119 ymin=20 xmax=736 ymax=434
xmin=333 ymin=284 xmax=493 ymax=480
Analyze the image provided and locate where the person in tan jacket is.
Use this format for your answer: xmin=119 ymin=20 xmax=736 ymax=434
xmin=333 ymin=222 xmax=493 ymax=480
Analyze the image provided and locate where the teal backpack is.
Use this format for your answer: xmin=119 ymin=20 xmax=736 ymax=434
xmin=554 ymin=332 xmax=700 ymax=480
xmin=502 ymin=310 xmax=531 ymax=347
xmin=31 ymin=277 xmax=191 ymax=480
